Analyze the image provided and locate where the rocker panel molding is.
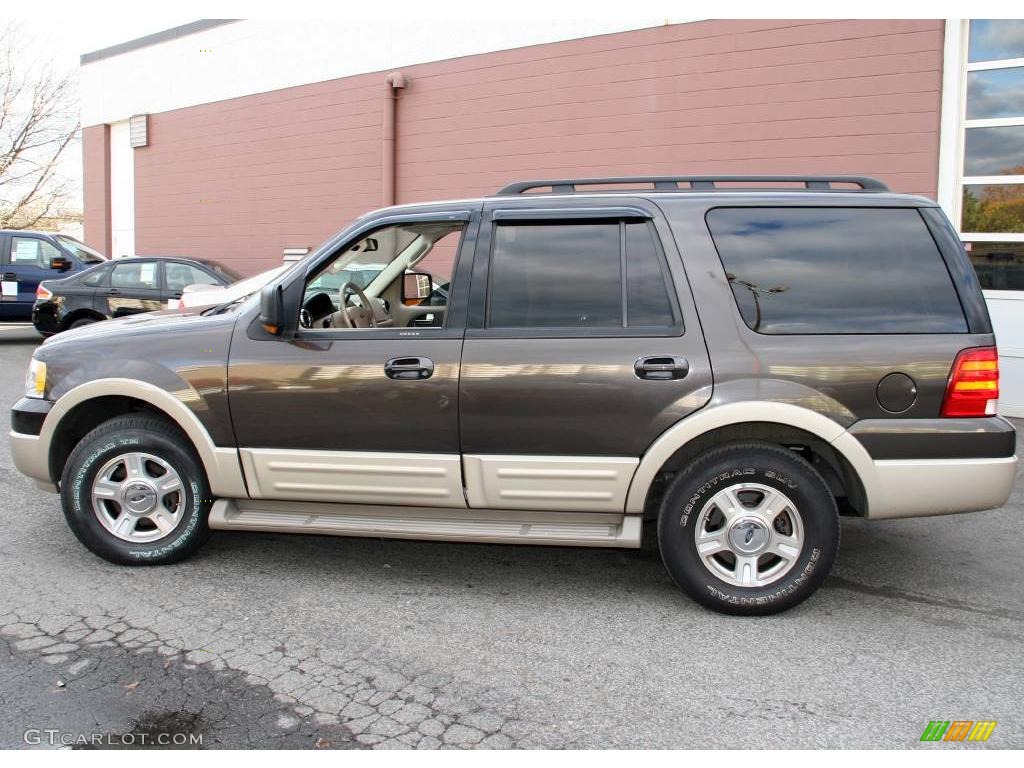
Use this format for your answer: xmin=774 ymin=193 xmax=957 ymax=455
xmin=239 ymin=449 xmax=467 ymax=508
xmin=462 ymin=454 xmax=639 ymax=512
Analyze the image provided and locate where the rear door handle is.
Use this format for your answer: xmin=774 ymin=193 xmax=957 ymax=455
xmin=384 ymin=356 xmax=434 ymax=380
xmin=635 ymin=355 xmax=689 ymax=381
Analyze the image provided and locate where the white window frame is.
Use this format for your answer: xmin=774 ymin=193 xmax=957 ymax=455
xmin=946 ymin=20 xmax=1024 ymax=243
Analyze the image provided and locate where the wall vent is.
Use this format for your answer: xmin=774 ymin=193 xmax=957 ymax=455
xmin=129 ymin=114 xmax=148 ymax=147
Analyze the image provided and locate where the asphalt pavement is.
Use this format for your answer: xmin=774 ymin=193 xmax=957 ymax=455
xmin=1 ymin=322 xmax=1021 ymax=749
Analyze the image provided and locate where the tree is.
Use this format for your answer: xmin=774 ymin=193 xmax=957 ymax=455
xmin=0 ymin=22 xmax=79 ymax=229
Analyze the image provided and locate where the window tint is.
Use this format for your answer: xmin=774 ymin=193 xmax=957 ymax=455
xmin=80 ymin=266 xmax=109 ymax=287
xmin=10 ymin=237 xmax=60 ymax=268
xmin=487 ymin=221 xmax=678 ymax=330
xmin=625 ymin=223 xmax=675 ymax=327
xmin=489 ymin=223 xmax=621 ymax=328
xmin=166 ymin=263 xmax=219 ymax=292
xmin=111 ymin=261 xmax=159 ymax=290
xmin=707 ymin=208 xmax=968 ymax=334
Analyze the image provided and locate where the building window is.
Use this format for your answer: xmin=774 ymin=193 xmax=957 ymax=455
xmin=959 ymin=20 xmax=1024 ymax=290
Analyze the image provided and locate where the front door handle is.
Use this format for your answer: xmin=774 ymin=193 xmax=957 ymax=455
xmin=107 ymin=288 xmax=120 ymax=296
xmin=635 ymin=355 xmax=689 ymax=381
xmin=385 ymin=356 xmax=434 ymax=380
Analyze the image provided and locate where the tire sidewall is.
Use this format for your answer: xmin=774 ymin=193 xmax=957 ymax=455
xmin=62 ymin=427 xmax=209 ymax=565
xmin=659 ymin=448 xmax=839 ymax=614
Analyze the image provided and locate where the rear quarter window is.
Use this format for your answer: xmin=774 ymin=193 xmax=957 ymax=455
xmin=706 ymin=207 xmax=968 ymax=334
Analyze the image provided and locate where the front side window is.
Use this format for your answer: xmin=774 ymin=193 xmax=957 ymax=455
xmin=166 ymin=263 xmax=219 ymax=292
xmin=111 ymin=261 xmax=159 ymax=290
xmin=707 ymin=207 xmax=968 ymax=334
xmin=301 ymin=221 xmax=464 ymax=330
xmin=486 ymin=220 xmax=678 ymax=330
xmin=10 ymin=237 xmax=60 ymax=268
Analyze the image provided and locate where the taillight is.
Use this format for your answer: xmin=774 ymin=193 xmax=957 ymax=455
xmin=941 ymin=346 xmax=999 ymax=417
xmin=36 ymin=284 xmax=52 ymax=300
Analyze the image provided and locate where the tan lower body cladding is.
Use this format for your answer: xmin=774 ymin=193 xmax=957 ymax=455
xmin=238 ymin=449 xmax=639 ymax=513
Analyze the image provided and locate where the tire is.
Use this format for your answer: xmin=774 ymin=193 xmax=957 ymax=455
xmin=60 ymin=415 xmax=213 ymax=566
xmin=69 ymin=317 xmax=98 ymax=330
xmin=657 ymin=442 xmax=839 ymax=616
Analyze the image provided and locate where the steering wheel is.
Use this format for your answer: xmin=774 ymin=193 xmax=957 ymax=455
xmin=336 ymin=282 xmax=379 ymax=329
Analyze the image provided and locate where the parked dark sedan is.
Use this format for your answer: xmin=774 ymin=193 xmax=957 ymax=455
xmin=33 ymin=256 xmax=239 ymax=336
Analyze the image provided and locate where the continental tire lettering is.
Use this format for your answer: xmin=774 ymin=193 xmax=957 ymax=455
xmin=681 ymin=468 xmax=756 ymax=526
xmin=704 ymin=548 xmax=821 ymax=605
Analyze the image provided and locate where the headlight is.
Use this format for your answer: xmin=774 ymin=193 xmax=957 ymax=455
xmin=25 ymin=358 xmax=47 ymax=399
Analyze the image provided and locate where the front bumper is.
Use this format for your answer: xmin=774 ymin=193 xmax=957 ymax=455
xmin=10 ymin=397 xmax=55 ymax=492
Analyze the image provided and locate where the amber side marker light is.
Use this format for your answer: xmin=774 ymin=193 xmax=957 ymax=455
xmin=941 ymin=346 xmax=999 ymax=417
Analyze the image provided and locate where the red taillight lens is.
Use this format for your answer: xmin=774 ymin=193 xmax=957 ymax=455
xmin=36 ymin=284 xmax=52 ymax=300
xmin=941 ymin=346 xmax=999 ymax=417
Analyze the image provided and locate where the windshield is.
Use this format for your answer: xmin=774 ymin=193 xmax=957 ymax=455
xmin=54 ymin=235 xmax=107 ymax=263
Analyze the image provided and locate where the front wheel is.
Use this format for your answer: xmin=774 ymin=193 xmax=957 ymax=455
xmin=657 ymin=442 xmax=839 ymax=616
xmin=60 ymin=415 xmax=213 ymax=565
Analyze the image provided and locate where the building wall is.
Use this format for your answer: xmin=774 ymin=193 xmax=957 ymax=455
xmin=81 ymin=124 xmax=110 ymax=255
xmin=84 ymin=18 xmax=946 ymax=275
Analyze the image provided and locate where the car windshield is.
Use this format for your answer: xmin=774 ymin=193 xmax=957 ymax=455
xmin=54 ymin=235 xmax=107 ymax=264
xmin=197 ymin=260 xmax=243 ymax=282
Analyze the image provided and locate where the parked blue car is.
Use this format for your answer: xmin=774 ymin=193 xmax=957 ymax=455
xmin=0 ymin=231 xmax=107 ymax=321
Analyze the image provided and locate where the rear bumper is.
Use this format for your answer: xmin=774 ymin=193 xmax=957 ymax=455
xmin=843 ymin=416 xmax=1018 ymax=519
xmin=867 ymin=455 xmax=1017 ymax=519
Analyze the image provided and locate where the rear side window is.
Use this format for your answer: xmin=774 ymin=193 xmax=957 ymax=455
xmin=111 ymin=261 xmax=159 ymax=290
xmin=487 ymin=220 xmax=678 ymax=330
xmin=706 ymin=207 xmax=968 ymax=334
xmin=80 ymin=266 xmax=109 ymax=287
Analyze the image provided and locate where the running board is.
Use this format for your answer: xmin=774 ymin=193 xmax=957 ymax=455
xmin=209 ymin=499 xmax=641 ymax=548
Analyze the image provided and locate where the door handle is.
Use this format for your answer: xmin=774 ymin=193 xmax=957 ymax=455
xmin=2 ymin=272 xmax=16 ymax=281
xmin=107 ymin=288 xmax=120 ymax=296
xmin=635 ymin=355 xmax=689 ymax=381
xmin=384 ymin=356 xmax=434 ymax=380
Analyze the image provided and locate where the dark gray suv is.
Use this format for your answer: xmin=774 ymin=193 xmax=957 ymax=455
xmin=10 ymin=175 xmax=1018 ymax=615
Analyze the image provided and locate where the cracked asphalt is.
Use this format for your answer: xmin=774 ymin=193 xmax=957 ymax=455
xmin=1 ymin=323 xmax=1022 ymax=749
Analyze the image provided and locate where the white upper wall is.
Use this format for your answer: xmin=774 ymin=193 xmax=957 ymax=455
xmin=80 ymin=18 xmax=673 ymax=126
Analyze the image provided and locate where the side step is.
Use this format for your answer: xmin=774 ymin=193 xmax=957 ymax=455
xmin=209 ymin=499 xmax=641 ymax=548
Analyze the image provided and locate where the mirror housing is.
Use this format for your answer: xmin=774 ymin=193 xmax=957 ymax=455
xmin=258 ymin=283 xmax=284 ymax=335
xmin=50 ymin=257 xmax=71 ymax=272
xmin=402 ymin=272 xmax=433 ymax=305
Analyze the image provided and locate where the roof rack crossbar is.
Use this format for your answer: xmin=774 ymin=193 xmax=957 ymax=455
xmin=496 ymin=175 xmax=890 ymax=195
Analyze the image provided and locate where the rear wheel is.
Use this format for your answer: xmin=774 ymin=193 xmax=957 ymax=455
xmin=60 ymin=415 xmax=212 ymax=565
xmin=657 ymin=442 xmax=839 ymax=616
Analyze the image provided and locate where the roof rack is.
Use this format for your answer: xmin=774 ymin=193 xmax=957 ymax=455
xmin=496 ymin=175 xmax=890 ymax=195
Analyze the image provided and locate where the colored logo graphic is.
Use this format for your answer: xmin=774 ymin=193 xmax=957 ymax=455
xmin=920 ymin=721 xmax=997 ymax=742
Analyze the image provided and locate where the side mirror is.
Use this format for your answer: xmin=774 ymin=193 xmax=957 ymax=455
xmin=50 ymin=257 xmax=71 ymax=272
xmin=402 ymin=272 xmax=433 ymax=305
xmin=259 ymin=283 xmax=284 ymax=335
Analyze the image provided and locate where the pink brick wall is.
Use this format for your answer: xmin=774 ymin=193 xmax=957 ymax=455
xmin=88 ymin=19 xmax=946 ymax=275
xmin=82 ymin=124 xmax=111 ymax=255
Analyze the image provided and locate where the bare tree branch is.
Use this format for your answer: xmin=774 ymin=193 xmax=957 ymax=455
xmin=0 ymin=21 xmax=79 ymax=229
